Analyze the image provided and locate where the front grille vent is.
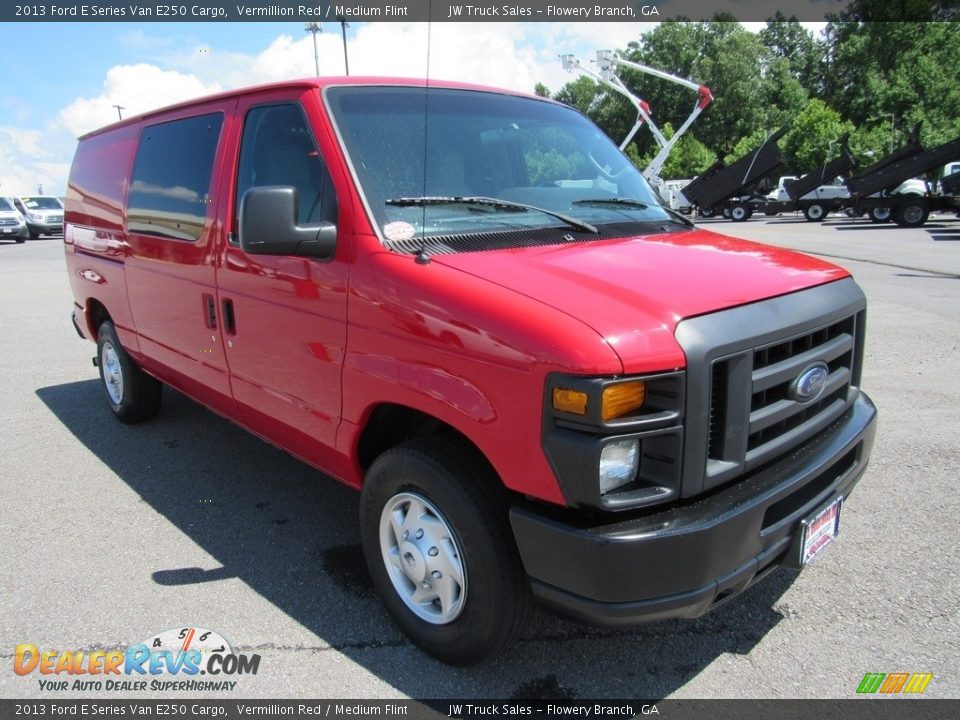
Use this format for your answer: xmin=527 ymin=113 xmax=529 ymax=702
xmin=707 ymin=314 xmax=859 ymax=477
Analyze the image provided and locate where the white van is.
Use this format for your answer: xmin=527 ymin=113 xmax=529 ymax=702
xmin=0 ymin=197 xmax=27 ymax=242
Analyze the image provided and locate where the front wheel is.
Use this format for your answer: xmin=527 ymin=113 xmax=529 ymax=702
xmin=893 ymin=202 xmax=929 ymax=228
xmin=97 ymin=321 xmax=162 ymax=423
xmin=730 ymin=203 xmax=750 ymax=222
xmin=803 ymin=203 xmax=827 ymax=222
xmin=359 ymin=438 xmax=530 ymax=665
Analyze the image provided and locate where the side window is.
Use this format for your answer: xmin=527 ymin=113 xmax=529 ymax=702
xmin=127 ymin=113 xmax=223 ymax=241
xmin=235 ymin=103 xmax=338 ymax=229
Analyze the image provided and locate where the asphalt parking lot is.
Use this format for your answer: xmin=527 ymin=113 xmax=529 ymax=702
xmin=1 ymin=214 xmax=958 ymax=700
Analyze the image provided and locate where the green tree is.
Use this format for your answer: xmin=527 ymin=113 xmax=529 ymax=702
xmin=759 ymin=13 xmax=824 ymax=92
xmin=781 ymin=99 xmax=854 ymax=172
xmin=823 ymin=20 xmax=960 ymax=146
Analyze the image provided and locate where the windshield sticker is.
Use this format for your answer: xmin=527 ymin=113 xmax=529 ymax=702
xmin=383 ymin=221 xmax=416 ymax=242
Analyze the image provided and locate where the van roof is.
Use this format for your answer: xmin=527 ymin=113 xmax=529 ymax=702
xmin=78 ymin=76 xmax=548 ymax=140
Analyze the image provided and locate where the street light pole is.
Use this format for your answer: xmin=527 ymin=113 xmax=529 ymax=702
xmin=305 ymin=22 xmax=321 ymax=76
xmin=112 ymin=104 xmax=124 ymax=120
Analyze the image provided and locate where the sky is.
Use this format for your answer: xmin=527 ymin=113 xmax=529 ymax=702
xmin=0 ymin=20 xmax=825 ymax=197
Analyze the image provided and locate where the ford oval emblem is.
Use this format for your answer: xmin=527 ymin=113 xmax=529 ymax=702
xmin=790 ymin=362 xmax=829 ymax=402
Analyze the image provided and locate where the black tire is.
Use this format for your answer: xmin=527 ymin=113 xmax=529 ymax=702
xmin=869 ymin=207 xmax=892 ymax=223
xmin=28 ymin=229 xmax=39 ymax=239
xmin=730 ymin=204 xmax=750 ymax=222
xmin=96 ymin=321 xmax=162 ymax=423
xmin=763 ymin=209 xmax=778 ymax=216
xmin=803 ymin=203 xmax=827 ymax=222
xmin=359 ymin=437 xmax=531 ymax=665
xmin=893 ymin=202 xmax=929 ymax=228
xmin=15 ymin=237 xmax=26 ymax=244
xmin=697 ymin=207 xmax=716 ymax=218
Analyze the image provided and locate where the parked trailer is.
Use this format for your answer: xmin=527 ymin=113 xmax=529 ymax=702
xmin=682 ymin=128 xmax=787 ymax=221
xmin=843 ymin=134 xmax=960 ymax=227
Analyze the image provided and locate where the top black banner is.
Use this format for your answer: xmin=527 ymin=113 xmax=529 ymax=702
xmin=5 ymin=0 xmax=955 ymax=24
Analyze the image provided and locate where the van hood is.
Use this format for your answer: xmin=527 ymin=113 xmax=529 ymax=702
xmin=432 ymin=228 xmax=848 ymax=373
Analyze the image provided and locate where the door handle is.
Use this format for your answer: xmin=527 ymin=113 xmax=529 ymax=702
xmin=203 ymin=294 xmax=217 ymax=329
xmin=222 ymin=298 xmax=236 ymax=335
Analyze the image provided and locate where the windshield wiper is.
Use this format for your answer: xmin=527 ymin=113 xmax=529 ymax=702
xmin=573 ymin=197 xmax=695 ymax=228
xmin=572 ymin=197 xmax=651 ymax=209
xmin=385 ymin=195 xmax=599 ymax=234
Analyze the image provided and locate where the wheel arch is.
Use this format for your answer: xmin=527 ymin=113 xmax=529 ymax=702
xmin=355 ymin=402 xmax=499 ymax=483
xmin=84 ymin=299 xmax=113 ymax=341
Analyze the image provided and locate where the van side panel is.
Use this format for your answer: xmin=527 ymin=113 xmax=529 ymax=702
xmin=122 ymin=103 xmax=236 ymax=418
xmin=64 ymin=124 xmax=139 ymax=346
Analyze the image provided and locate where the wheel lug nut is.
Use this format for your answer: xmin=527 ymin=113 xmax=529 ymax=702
xmin=402 ymin=530 xmax=409 ymax=540
xmin=415 ymin=529 xmax=424 ymax=539
xmin=432 ymin=571 xmax=442 ymax=580
xmin=421 ymin=581 xmax=432 ymax=589
xmin=428 ymin=547 xmax=439 ymax=557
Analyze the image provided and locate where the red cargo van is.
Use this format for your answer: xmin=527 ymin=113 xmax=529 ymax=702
xmin=65 ymin=78 xmax=876 ymax=664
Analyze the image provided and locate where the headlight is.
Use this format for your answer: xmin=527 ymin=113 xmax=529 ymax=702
xmin=27 ymin=212 xmax=42 ymax=222
xmin=599 ymin=438 xmax=639 ymax=495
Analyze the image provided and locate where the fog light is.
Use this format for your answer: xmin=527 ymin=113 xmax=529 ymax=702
xmin=599 ymin=438 xmax=639 ymax=495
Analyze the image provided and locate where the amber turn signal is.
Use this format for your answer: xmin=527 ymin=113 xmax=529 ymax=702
xmin=601 ymin=381 xmax=646 ymax=421
xmin=552 ymin=387 xmax=588 ymax=415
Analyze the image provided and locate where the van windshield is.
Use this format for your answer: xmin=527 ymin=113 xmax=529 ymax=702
xmin=0 ymin=198 xmax=14 ymax=211
xmin=325 ymin=86 xmax=674 ymax=247
xmin=22 ymin=197 xmax=62 ymax=210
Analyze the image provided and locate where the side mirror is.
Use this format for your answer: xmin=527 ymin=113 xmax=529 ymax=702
xmin=238 ymin=185 xmax=336 ymax=260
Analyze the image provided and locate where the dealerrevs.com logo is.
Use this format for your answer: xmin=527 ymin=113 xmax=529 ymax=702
xmin=14 ymin=626 xmax=260 ymax=692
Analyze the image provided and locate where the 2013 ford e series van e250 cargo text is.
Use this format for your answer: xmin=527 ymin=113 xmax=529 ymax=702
xmin=64 ymin=77 xmax=877 ymax=665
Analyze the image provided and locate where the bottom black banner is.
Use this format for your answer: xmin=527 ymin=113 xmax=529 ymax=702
xmin=2 ymin=699 xmax=957 ymax=720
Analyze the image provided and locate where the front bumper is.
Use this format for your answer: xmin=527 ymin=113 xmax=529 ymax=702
xmin=510 ymin=391 xmax=876 ymax=626
xmin=0 ymin=225 xmax=25 ymax=237
xmin=27 ymin=219 xmax=63 ymax=234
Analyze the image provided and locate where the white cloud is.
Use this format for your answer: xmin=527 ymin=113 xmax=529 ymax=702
xmin=0 ymin=126 xmax=67 ymax=196
xmin=159 ymin=22 xmax=651 ymax=98
xmin=59 ymin=64 xmax=222 ymax=138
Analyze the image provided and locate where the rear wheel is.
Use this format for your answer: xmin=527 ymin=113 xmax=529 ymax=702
xmin=359 ymin=437 xmax=530 ymax=665
xmin=697 ymin=207 xmax=716 ymax=218
xmin=730 ymin=204 xmax=750 ymax=222
xmin=97 ymin=321 xmax=162 ymax=423
xmin=869 ymin=207 xmax=892 ymax=223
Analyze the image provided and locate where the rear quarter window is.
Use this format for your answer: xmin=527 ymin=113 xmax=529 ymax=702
xmin=127 ymin=113 xmax=224 ymax=241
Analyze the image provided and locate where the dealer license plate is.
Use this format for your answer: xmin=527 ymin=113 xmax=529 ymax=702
xmin=800 ymin=496 xmax=842 ymax=565
xmin=2 ymin=228 xmax=12 ymax=234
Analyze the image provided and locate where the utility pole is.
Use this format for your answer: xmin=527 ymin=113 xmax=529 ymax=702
xmin=305 ymin=22 xmax=321 ymax=76
xmin=112 ymin=104 xmax=124 ymax=120
xmin=888 ymin=112 xmax=896 ymax=153
xmin=337 ymin=16 xmax=350 ymax=75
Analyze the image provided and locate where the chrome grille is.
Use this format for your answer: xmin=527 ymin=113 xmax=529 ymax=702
xmin=0 ymin=218 xmax=18 ymax=226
